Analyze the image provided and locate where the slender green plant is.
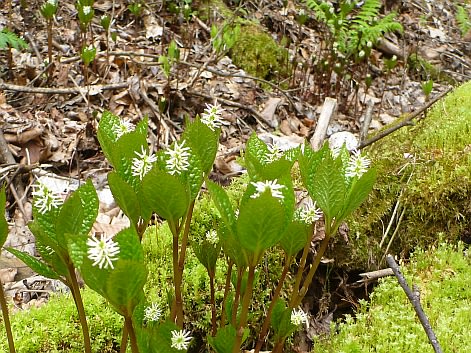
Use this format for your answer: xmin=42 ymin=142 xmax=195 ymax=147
xmin=40 ymin=0 xmax=58 ymax=79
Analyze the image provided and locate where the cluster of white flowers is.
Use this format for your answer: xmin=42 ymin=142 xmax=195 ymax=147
xmin=250 ymin=180 xmax=285 ymax=200
xmin=290 ymin=308 xmax=309 ymax=329
xmin=112 ymin=118 xmax=135 ymax=139
xmin=165 ymin=141 xmax=191 ymax=175
xmin=296 ymin=198 xmax=322 ymax=224
xmin=345 ymin=149 xmax=371 ymax=178
xmin=82 ymin=5 xmax=91 ymax=15
xmin=87 ymin=233 xmax=120 ymax=270
xmin=144 ymin=303 xmax=162 ymax=322
xmin=47 ymin=0 xmax=58 ymax=6
xmin=262 ymin=141 xmax=284 ymax=163
xmin=171 ymin=329 xmax=192 ymax=350
xmin=32 ymin=182 xmax=63 ymax=214
xmin=200 ymin=103 xmax=225 ymax=131
xmin=131 ymin=146 xmax=157 ymax=180
xmin=205 ymin=230 xmax=218 ymax=245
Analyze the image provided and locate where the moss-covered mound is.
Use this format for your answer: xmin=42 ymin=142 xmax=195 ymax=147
xmin=230 ymin=25 xmax=288 ymax=80
xmin=330 ymin=81 xmax=471 ymax=270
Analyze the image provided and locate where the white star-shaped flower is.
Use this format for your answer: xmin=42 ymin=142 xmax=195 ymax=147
xmin=82 ymin=6 xmax=91 ymax=15
xmin=112 ymin=118 xmax=135 ymax=139
xmin=296 ymin=198 xmax=322 ymax=224
xmin=144 ymin=303 xmax=162 ymax=322
xmin=345 ymin=149 xmax=371 ymax=178
xmin=32 ymin=182 xmax=63 ymax=214
xmin=291 ymin=308 xmax=309 ymax=329
xmin=170 ymin=329 xmax=192 ymax=351
xmin=250 ymin=180 xmax=285 ymax=200
xmin=205 ymin=230 xmax=218 ymax=245
xmin=262 ymin=141 xmax=284 ymax=163
xmin=131 ymin=146 xmax=157 ymax=180
xmin=200 ymin=103 xmax=225 ymax=131
xmin=165 ymin=140 xmax=191 ymax=175
xmin=87 ymin=233 xmax=120 ymax=270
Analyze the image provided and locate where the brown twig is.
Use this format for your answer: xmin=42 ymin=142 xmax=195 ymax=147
xmin=386 ymin=255 xmax=443 ymax=353
xmin=0 ymin=82 xmax=129 ymax=95
xmin=359 ymin=87 xmax=453 ymax=149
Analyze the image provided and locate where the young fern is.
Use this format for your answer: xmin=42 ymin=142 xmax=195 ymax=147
xmin=456 ymin=5 xmax=471 ymax=37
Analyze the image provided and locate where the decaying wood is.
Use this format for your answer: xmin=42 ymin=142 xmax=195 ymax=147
xmin=310 ymin=97 xmax=337 ymax=151
xmin=357 ymin=268 xmax=394 ymax=283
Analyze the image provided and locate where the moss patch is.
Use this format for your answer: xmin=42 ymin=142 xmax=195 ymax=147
xmin=230 ymin=25 xmax=288 ymax=80
xmin=329 ymin=81 xmax=471 ymax=270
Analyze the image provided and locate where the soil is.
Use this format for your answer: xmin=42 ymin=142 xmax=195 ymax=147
xmin=0 ymin=0 xmax=470 ymax=349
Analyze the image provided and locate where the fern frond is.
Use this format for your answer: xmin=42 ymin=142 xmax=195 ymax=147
xmin=456 ymin=5 xmax=471 ymax=37
xmin=0 ymin=29 xmax=28 ymax=50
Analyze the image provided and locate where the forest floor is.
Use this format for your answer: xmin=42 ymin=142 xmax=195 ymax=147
xmin=0 ymin=0 xmax=471 ymax=347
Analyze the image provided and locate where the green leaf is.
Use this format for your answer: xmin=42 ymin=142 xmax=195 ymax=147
xmin=56 ymin=180 xmax=98 ymax=242
xmin=206 ymin=180 xmax=236 ymax=232
xmin=0 ymin=188 xmax=7 ymax=247
xmin=137 ymin=320 xmax=183 ymax=353
xmin=271 ymin=299 xmax=296 ymax=340
xmin=193 ymin=241 xmax=220 ymax=273
xmin=185 ymin=151 xmax=205 ymax=201
xmin=208 ymin=324 xmax=237 ymax=353
xmin=236 ymin=193 xmax=286 ymax=264
xmin=279 ymin=221 xmax=311 ymax=257
xmin=6 ymin=248 xmax=59 ymax=279
xmin=183 ymin=119 xmax=219 ymax=175
xmin=339 ymin=168 xmax=377 ymax=221
xmin=309 ymin=154 xmax=346 ymax=221
xmin=142 ymin=169 xmax=190 ymax=222
xmin=67 ymin=235 xmax=88 ymax=269
xmin=108 ymin=172 xmax=141 ymax=227
xmin=106 ymin=259 xmax=147 ymax=316
xmin=298 ymin=142 xmax=329 ymax=191
xmin=114 ymin=227 xmax=144 ymax=262
xmin=97 ymin=111 xmax=122 ymax=167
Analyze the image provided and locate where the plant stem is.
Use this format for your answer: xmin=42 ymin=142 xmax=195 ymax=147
xmin=220 ymin=259 xmax=233 ymax=327
xmin=209 ymin=271 xmax=217 ymax=336
xmin=231 ymin=267 xmax=244 ymax=326
xmin=232 ymin=265 xmax=256 ymax=353
xmin=125 ymin=315 xmax=139 ymax=353
xmin=254 ymin=254 xmax=292 ymax=353
xmin=171 ymin=201 xmax=195 ymax=327
xmin=67 ymin=264 xmax=92 ymax=353
xmin=0 ymin=277 xmax=16 ymax=353
xmin=119 ymin=321 xmax=128 ymax=353
xmin=47 ymin=19 xmax=53 ymax=80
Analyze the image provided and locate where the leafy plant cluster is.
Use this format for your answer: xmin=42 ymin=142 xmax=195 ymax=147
xmin=315 ymin=241 xmax=471 ymax=353
xmin=0 ymin=107 xmax=375 ymax=352
xmin=301 ymin=0 xmax=403 ymax=107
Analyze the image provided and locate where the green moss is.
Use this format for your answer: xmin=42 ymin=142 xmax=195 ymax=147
xmin=315 ymin=242 xmax=471 ymax=352
xmin=231 ymin=25 xmax=288 ymax=80
xmin=0 ymin=289 xmax=123 ymax=352
xmin=330 ymin=81 xmax=471 ymax=270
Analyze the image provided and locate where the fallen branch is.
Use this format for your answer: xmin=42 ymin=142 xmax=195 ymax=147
xmin=386 ymin=255 xmax=443 ymax=353
xmin=0 ymin=82 xmax=129 ymax=95
xmin=359 ymin=87 xmax=453 ymax=149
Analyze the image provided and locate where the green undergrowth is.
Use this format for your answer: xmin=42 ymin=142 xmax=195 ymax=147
xmin=314 ymin=242 xmax=471 ymax=353
xmin=329 ymin=80 xmax=471 ymax=270
xmin=0 ymin=288 xmax=123 ymax=352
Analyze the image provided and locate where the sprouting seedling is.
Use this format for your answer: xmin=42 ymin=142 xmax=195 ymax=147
xmin=128 ymin=1 xmax=143 ymax=17
xmin=421 ymin=79 xmax=434 ymax=102
xmin=80 ymin=45 xmax=96 ymax=86
xmin=100 ymin=14 xmax=111 ymax=62
xmin=75 ymin=0 xmax=94 ymax=46
xmin=40 ymin=0 xmax=58 ymax=79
